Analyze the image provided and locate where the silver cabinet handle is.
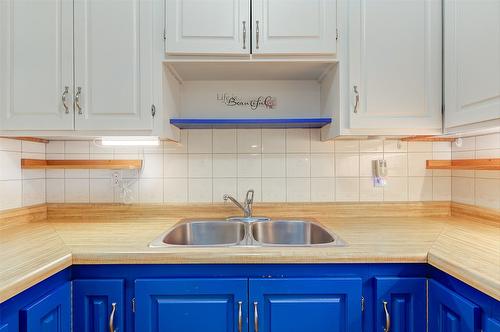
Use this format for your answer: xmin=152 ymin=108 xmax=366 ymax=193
xmin=353 ymin=85 xmax=359 ymax=113
xmin=61 ymin=86 xmax=70 ymax=114
xmin=383 ymin=300 xmax=390 ymax=332
xmin=109 ymin=302 xmax=116 ymax=332
xmin=75 ymin=87 xmax=83 ymax=115
xmin=242 ymin=21 xmax=247 ymax=49
xmin=255 ymin=20 xmax=260 ymax=49
xmin=237 ymin=301 xmax=243 ymax=332
xmin=253 ymin=301 xmax=259 ymax=332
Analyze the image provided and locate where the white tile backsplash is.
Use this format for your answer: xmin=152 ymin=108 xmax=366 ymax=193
xmin=0 ymin=132 xmax=498 ymax=210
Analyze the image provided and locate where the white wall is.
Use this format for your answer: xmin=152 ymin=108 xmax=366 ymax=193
xmin=451 ymin=132 xmax=500 ymax=210
xmin=43 ymin=129 xmax=454 ymax=205
xmin=0 ymin=138 xmax=46 ymax=210
xmin=1 ymin=130 xmax=498 ymax=211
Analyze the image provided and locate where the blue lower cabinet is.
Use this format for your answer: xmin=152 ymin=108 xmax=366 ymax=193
xmin=249 ymin=278 xmax=362 ymax=332
xmin=374 ymin=277 xmax=426 ymax=332
xmin=485 ymin=318 xmax=500 ymax=332
xmin=73 ymin=279 xmax=124 ymax=332
xmin=0 ymin=324 xmax=8 ymax=331
xmin=429 ymin=279 xmax=480 ymax=332
xmin=20 ymin=282 xmax=71 ymax=332
xmin=134 ymin=278 xmax=248 ymax=332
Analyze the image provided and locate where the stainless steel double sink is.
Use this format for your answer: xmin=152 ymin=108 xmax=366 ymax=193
xmin=149 ymin=219 xmax=346 ymax=247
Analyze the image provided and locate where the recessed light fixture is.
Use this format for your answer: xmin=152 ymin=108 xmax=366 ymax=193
xmin=99 ymin=136 xmax=160 ymax=146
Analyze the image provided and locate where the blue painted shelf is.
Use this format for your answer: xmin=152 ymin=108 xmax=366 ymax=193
xmin=170 ymin=118 xmax=332 ymax=129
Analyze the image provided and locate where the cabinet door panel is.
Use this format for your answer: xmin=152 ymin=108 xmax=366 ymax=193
xmin=74 ymin=0 xmax=153 ymax=130
xmin=135 ymin=278 xmax=248 ymax=332
xmin=252 ymin=0 xmax=336 ymax=54
xmin=165 ymin=0 xmax=250 ymax=55
xmin=444 ymin=0 xmax=500 ymax=129
xmin=348 ymin=0 xmax=442 ymax=130
xmin=375 ymin=277 xmax=426 ymax=332
xmin=485 ymin=318 xmax=500 ymax=332
xmin=428 ymin=280 xmax=479 ymax=332
xmin=249 ymin=278 xmax=362 ymax=332
xmin=20 ymin=282 xmax=70 ymax=332
xmin=0 ymin=324 xmax=7 ymax=332
xmin=0 ymin=0 xmax=73 ymax=130
xmin=73 ymin=279 xmax=124 ymax=332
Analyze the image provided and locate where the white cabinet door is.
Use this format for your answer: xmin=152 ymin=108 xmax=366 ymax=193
xmin=0 ymin=0 xmax=73 ymax=130
xmin=348 ymin=0 xmax=442 ymax=131
xmin=444 ymin=0 xmax=500 ymax=129
xmin=165 ymin=0 xmax=250 ymax=55
xmin=252 ymin=0 xmax=337 ymax=55
xmin=74 ymin=0 xmax=154 ymax=131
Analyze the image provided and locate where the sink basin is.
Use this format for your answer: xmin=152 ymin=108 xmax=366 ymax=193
xmin=150 ymin=219 xmax=346 ymax=247
xmin=150 ymin=220 xmax=246 ymax=247
xmin=251 ymin=220 xmax=345 ymax=246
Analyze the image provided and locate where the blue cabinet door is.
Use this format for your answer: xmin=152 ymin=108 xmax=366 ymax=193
xmin=374 ymin=277 xmax=426 ymax=332
xmin=0 ymin=324 xmax=8 ymax=332
xmin=485 ymin=318 xmax=500 ymax=332
xmin=429 ymin=280 xmax=480 ymax=332
xmin=20 ymin=282 xmax=70 ymax=332
xmin=135 ymin=278 xmax=248 ymax=332
xmin=73 ymin=279 xmax=124 ymax=332
xmin=249 ymin=278 xmax=362 ymax=332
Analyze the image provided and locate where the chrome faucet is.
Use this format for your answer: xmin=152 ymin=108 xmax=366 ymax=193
xmin=223 ymin=189 xmax=254 ymax=218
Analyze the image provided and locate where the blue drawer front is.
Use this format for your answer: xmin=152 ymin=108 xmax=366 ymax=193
xmin=249 ymin=278 xmax=362 ymax=332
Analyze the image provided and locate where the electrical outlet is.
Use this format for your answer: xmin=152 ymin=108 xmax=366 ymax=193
xmin=112 ymin=171 xmax=122 ymax=186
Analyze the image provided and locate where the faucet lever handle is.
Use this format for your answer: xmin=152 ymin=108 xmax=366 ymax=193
xmin=245 ymin=189 xmax=254 ymax=205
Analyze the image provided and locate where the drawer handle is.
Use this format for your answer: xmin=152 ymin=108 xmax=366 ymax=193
xmin=75 ymin=86 xmax=83 ymax=115
xmin=62 ymin=86 xmax=70 ymax=114
xmin=254 ymin=301 xmax=259 ymax=332
xmin=237 ymin=301 xmax=243 ymax=332
xmin=242 ymin=21 xmax=247 ymax=49
xmin=383 ymin=300 xmax=390 ymax=332
xmin=353 ymin=85 xmax=359 ymax=114
xmin=109 ymin=302 xmax=116 ymax=332
xmin=255 ymin=20 xmax=260 ymax=49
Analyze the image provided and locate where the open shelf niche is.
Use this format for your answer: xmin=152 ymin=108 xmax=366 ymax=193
xmin=426 ymin=158 xmax=500 ymax=170
xmin=21 ymin=159 xmax=143 ymax=170
xmin=163 ymin=59 xmax=339 ymax=132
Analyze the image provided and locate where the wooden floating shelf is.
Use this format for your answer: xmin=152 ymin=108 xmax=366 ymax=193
xmin=21 ymin=159 xmax=143 ymax=170
xmin=426 ymin=158 xmax=500 ymax=170
xmin=170 ymin=118 xmax=332 ymax=129
xmin=400 ymin=135 xmax=456 ymax=142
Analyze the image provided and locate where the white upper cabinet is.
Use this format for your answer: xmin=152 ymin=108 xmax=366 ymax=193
xmin=444 ymin=0 xmax=500 ymax=130
xmin=74 ymin=0 xmax=154 ymax=131
xmin=165 ymin=0 xmax=251 ymax=55
xmin=252 ymin=0 xmax=337 ymax=55
xmin=347 ymin=0 xmax=442 ymax=132
xmin=0 ymin=0 xmax=74 ymax=130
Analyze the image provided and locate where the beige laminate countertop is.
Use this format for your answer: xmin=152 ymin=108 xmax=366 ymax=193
xmin=1 ymin=203 xmax=499 ymax=303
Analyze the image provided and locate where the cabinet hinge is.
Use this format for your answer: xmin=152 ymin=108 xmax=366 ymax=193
xmin=151 ymin=104 xmax=156 ymax=118
xmin=132 ymin=297 xmax=136 ymax=313
xmin=336 ymin=28 xmax=339 ymax=41
xmin=361 ymin=296 xmax=365 ymax=312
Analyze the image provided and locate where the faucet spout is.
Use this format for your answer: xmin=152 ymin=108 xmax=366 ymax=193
xmin=223 ymin=189 xmax=254 ymax=218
